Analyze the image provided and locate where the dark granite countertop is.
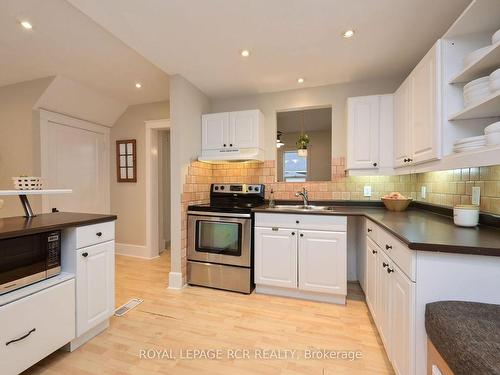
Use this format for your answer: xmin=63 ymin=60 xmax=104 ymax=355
xmin=425 ymin=301 xmax=500 ymax=375
xmin=252 ymin=203 xmax=500 ymax=256
xmin=0 ymin=212 xmax=117 ymax=240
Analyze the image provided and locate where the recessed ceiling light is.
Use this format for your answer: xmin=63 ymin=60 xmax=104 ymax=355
xmin=135 ymin=82 xmax=142 ymax=89
xmin=342 ymin=29 xmax=355 ymax=38
xmin=240 ymin=50 xmax=250 ymax=57
xmin=20 ymin=20 xmax=33 ymax=30
xmin=297 ymin=78 xmax=305 ymax=84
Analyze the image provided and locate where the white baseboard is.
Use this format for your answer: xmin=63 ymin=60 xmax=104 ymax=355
xmin=255 ymin=285 xmax=346 ymax=305
xmin=115 ymin=243 xmax=158 ymax=260
xmin=168 ymin=272 xmax=184 ymax=289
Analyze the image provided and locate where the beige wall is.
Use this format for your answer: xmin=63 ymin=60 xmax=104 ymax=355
xmin=169 ymin=75 xmax=211 ymax=281
xmin=0 ymin=77 xmax=54 ymax=218
xmin=277 ymin=130 xmax=331 ymax=182
xmin=110 ymin=101 xmax=169 ymax=246
xmin=211 ymin=78 xmax=401 ymax=160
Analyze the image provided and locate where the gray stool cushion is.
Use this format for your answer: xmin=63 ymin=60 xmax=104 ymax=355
xmin=425 ymin=301 xmax=500 ymax=375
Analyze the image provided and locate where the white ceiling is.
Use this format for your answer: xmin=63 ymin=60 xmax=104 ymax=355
xmin=68 ymin=0 xmax=469 ymax=98
xmin=0 ymin=0 xmax=169 ymax=105
xmin=278 ymin=107 xmax=332 ymax=133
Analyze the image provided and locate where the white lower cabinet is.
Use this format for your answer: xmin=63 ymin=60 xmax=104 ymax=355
xmin=76 ymin=241 xmax=115 ymax=336
xmin=366 ymin=220 xmax=415 ymax=375
xmin=299 ymin=230 xmax=346 ymax=295
xmin=254 ymin=213 xmax=347 ymax=304
xmin=254 ymin=227 xmax=297 ymax=289
xmin=0 ymin=280 xmax=75 ymax=375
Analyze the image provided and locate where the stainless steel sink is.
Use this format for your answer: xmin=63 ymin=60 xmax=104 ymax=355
xmin=270 ymin=204 xmax=333 ymax=211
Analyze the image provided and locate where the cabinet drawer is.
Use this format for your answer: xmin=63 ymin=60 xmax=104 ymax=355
xmin=76 ymin=221 xmax=115 ymax=249
xmin=255 ymin=213 xmax=347 ymax=231
xmin=378 ymin=229 xmax=416 ymax=281
xmin=0 ymin=280 xmax=75 ymax=375
xmin=366 ymin=219 xmax=379 ymax=245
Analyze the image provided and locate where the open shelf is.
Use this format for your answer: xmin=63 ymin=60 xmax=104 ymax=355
xmin=449 ymin=42 xmax=500 ymax=83
xmin=444 ymin=0 xmax=500 ymax=38
xmin=449 ymin=90 xmax=500 ymax=120
xmin=0 ymin=189 xmax=72 ymax=196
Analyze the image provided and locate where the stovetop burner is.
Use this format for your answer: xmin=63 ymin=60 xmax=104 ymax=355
xmin=188 ymin=183 xmax=265 ymax=214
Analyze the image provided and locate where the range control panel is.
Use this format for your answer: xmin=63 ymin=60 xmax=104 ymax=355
xmin=211 ymin=184 xmax=264 ymax=194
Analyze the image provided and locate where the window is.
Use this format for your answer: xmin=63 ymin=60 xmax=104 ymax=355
xmin=283 ymin=151 xmax=307 ymax=182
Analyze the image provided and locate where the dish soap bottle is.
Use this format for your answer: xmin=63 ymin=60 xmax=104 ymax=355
xmin=269 ymin=188 xmax=276 ymax=208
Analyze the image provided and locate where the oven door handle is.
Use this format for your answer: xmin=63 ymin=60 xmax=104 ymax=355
xmin=187 ymin=211 xmax=251 ymax=218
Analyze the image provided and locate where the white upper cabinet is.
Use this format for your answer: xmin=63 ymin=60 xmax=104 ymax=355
xmin=394 ymin=78 xmax=411 ymax=168
xmin=201 ymin=110 xmax=263 ymax=156
xmin=409 ymin=42 xmax=440 ymax=164
xmin=229 ymin=110 xmax=262 ymax=149
xmin=202 ymin=112 xmax=229 ymax=150
xmin=347 ymin=94 xmax=394 ymax=174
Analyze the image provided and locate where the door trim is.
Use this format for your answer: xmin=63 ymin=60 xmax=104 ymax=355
xmin=145 ymin=119 xmax=170 ymax=260
xmin=39 ymin=109 xmax=110 ymax=214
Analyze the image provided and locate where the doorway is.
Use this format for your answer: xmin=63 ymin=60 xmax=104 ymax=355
xmin=145 ymin=119 xmax=170 ymax=259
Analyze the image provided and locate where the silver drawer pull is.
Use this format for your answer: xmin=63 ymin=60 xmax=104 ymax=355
xmin=272 ymin=227 xmax=279 ymax=231
xmin=6 ymin=328 xmax=36 ymax=346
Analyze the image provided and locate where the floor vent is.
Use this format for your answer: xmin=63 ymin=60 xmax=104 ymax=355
xmin=114 ymin=298 xmax=144 ymax=317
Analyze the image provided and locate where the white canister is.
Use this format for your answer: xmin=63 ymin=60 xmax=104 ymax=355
xmin=453 ymin=205 xmax=479 ymax=227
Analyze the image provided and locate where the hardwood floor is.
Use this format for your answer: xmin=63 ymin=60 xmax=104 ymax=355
xmin=24 ymin=251 xmax=393 ymax=374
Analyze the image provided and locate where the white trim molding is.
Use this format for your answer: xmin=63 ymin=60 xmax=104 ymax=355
xmin=168 ymin=272 xmax=184 ymax=289
xmin=115 ymin=243 xmax=158 ymax=260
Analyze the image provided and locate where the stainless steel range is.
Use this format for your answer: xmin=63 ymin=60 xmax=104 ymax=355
xmin=187 ymin=183 xmax=265 ymax=293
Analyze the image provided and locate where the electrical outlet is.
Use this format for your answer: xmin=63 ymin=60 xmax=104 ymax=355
xmin=421 ymin=186 xmax=427 ymax=199
xmin=0 ymin=199 xmax=3 ymax=209
xmin=472 ymin=187 xmax=481 ymax=205
xmin=364 ymin=185 xmax=372 ymax=197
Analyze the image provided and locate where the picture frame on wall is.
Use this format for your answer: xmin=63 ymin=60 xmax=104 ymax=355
xmin=116 ymin=139 xmax=137 ymax=182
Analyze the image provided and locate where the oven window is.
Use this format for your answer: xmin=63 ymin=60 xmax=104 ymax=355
xmin=196 ymin=221 xmax=242 ymax=256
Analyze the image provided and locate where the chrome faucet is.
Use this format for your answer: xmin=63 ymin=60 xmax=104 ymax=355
xmin=295 ymin=187 xmax=309 ymax=206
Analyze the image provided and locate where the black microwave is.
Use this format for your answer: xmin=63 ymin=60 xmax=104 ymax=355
xmin=0 ymin=230 xmax=61 ymax=295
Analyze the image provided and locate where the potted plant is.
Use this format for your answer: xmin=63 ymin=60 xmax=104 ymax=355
xmin=296 ymin=134 xmax=310 ymax=156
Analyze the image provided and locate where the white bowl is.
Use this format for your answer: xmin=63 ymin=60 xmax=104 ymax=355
xmin=489 ymin=77 xmax=500 ymax=93
xmin=491 ymin=68 xmax=500 ymax=80
xmin=464 ymin=88 xmax=491 ymax=100
xmin=493 ymin=29 xmax=500 ymax=45
xmin=454 ymin=205 xmax=479 ymax=227
xmin=464 ymin=46 xmax=493 ymax=66
xmin=486 ymin=131 xmax=500 ymax=145
xmin=485 ymin=121 xmax=500 ymax=134
xmin=464 ymin=76 xmax=489 ymax=91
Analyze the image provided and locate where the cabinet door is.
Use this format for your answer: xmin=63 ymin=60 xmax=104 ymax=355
xmin=365 ymin=238 xmax=378 ymax=317
xmin=347 ymin=96 xmax=380 ymax=170
xmin=376 ymin=250 xmax=392 ymax=354
xmin=410 ymin=42 xmax=440 ymax=164
xmin=76 ymin=241 xmax=115 ymax=336
xmin=390 ymin=265 xmax=415 ymax=375
xmin=202 ymin=112 xmax=229 ymax=150
xmin=394 ymin=78 xmax=411 ymax=168
xmin=254 ymin=227 xmax=297 ymax=288
xmin=298 ymin=230 xmax=346 ymax=295
xmin=229 ymin=110 xmax=260 ymax=149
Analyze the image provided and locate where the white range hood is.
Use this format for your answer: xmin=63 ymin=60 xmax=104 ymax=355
xmin=198 ymin=147 xmax=265 ymax=163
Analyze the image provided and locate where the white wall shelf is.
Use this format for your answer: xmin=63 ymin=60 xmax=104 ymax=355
xmin=449 ymin=90 xmax=500 ymax=120
xmin=444 ymin=0 xmax=500 ymax=38
xmin=449 ymin=42 xmax=500 ymax=83
xmin=0 ymin=189 xmax=72 ymax=196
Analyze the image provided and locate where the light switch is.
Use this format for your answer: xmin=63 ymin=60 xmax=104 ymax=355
xmin=421 ymin=186 xmax=427 ymax=199
xmin=472 ymin=187 xmax=480 ymax=206
xmin=364 ymin=185 xmax=372 ymax=197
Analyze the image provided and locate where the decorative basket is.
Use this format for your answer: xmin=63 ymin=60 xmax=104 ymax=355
xmin=381 ymin=198 xmax=413 ymax=212
xmin=12 ymin=177 xmax=43 ymax=190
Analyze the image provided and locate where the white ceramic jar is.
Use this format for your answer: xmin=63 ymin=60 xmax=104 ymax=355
xmin=453 ymin=205 xmax=479 ymax=227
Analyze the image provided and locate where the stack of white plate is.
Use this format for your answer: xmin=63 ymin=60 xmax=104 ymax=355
xmin=453 ymin=135 xmax=486 ymax=153
xmin=493 ymin=28 xmax=500 ymax=45
xmin=490 ymin=68 xmax=500 ymax=93
xmin=463 ymin=76 xmax=490 ymax=107
xmin=464 ymin=45 xmax=493 ymax=67
xmin=485 ymin=121 xmax=500 ymax=146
